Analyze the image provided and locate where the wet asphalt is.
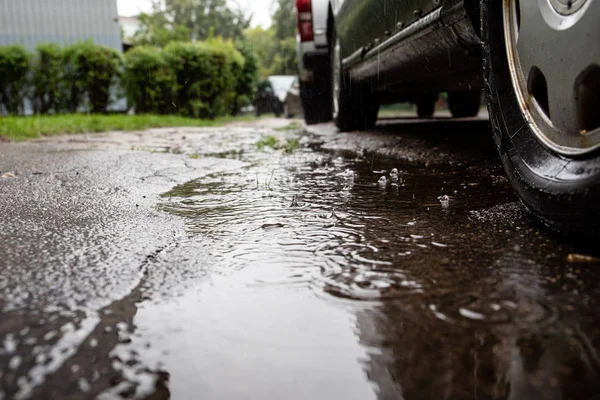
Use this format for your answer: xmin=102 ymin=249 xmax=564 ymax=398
xmin=1 ymin=116 xmax=599 ymax=399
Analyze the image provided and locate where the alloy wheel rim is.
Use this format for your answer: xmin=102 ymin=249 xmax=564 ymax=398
xmin=503 ymin=0 xmax=600 ymax=155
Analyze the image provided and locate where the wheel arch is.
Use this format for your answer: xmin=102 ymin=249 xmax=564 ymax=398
xmin=463 ymin=0 xmax=481 ymax=37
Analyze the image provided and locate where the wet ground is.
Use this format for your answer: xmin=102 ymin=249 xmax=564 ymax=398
xmin=1 ymin=117 xmax=599 ymax=399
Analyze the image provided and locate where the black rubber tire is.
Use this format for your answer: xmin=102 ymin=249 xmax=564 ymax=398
xmin=301 ymin=73 xmax=332 ymax=125
xmin=332 ymin=33 xmax=378 ymax=131
xmin=416 ymin=94 xmax=437 ymax=118
xmin=448 ymin=90 xmax=481 ymax=118
xmin=482 ymin=0 xmax=600 ymax=235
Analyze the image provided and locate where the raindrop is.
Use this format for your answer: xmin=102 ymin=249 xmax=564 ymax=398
xmin=78 ymin=378 xmax=92 ymax=393
xmin=9 ymin=355 xmax=22 ymax=370
xmin=438 ymin=195 xmax=450 ymax=208
xmin=459 ymin=307 xmax=486 ymax=321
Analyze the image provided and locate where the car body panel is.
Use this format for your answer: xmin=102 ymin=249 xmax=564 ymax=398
xmin=297 ymin=0 xmax=331 ymax=83
xmin=334 ymin=0 xmax=440 ymax=59
xmin=311 ymin=0 xmax=330 ymax=48
xmin=297 ymin=0 xmax=483 ymax=103
xmin=332 ymin=0 xmax=483 ymax=99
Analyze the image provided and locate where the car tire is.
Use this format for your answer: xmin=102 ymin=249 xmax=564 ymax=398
xmin=448 ymin=91 xmax=481 ymax=118
xmin=332 ymin=32 xmax=378 ymax=132
xmin=416 ymin=95 xmax=437 ymax=118
xmin=301 ymin=75 xmax=332 ymax=124
xmin=482 ymin=0 xmax=600 ymax=235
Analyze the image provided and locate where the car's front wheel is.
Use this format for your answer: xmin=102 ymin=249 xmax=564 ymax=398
xmin=482 ymin=0 xmax=600 ymax=234
xmin=332 ymin=33 xmax=379 ymax=132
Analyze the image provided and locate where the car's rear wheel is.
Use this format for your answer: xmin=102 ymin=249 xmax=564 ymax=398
xmin=416 ymin=94 xmax=438 ymax=118
xmin=301 ymin=77 xmax=332 ymax=124
xmin=448 ymin=90 xmax=481 ymax=118
xmin=482 ymin=0 xmax=600 ymax=234
xmin=332 ymin=33 xmax=379 ymax=131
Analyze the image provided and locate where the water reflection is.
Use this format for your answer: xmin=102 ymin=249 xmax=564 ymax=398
xmin=151 ymin=129 xmax=600 ymax=399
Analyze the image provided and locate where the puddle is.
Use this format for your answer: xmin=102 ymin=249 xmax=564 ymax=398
xmin=117 ymin=129 xmax=600 ymax=398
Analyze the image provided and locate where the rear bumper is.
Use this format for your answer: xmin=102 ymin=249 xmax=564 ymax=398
xmin=298 ymin=38 xmax=329 ymax=82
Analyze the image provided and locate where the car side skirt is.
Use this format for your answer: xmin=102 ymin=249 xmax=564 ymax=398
xmin=343 ymin=3 xmax=483 ymax=96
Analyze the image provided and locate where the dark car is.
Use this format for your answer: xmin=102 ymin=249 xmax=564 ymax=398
xmin=255 ymin=76 xmax=297 ymax=117
xmin=296 ymin=0 xmax=599 ymax=234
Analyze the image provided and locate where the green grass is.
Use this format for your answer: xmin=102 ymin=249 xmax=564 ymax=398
xmin=274 ymin=121 xmax=303 ymax=131
xmin=0 ymin=114 xmax=258 ymax=141
xmin=255 ymin=135 xmax=301 ymax=153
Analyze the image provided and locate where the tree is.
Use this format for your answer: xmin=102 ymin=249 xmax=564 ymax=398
xmin=271 ymin=0 xmax=296 ymax=40
xmin=242 ymin=0 xmax=298 ymax=77
xmin=271 ymin=36 xmax=297 ymax=75
xmin=244 ymin=26 xmax=278 ymax=78
xmin=134 ymin=0 xmax=251 ymax=46
xmin=133 ymin=13 xmax=190 ymax=47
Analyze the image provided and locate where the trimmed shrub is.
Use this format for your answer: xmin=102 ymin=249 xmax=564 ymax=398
xmin=232 ymin=41 xmax=259 ymax=114
xmin=32 ymin=43 xmax=63 ymax=114
xmin=164 ymin=40 xmax=244 ymax=119
xmin=206 ymin=38 xmax=245 ymax=117
xmin=123 ymin=46 xmax=175 ymax=114
xmin=62 ymin=41 xmax=122 ymax=113
xmin=0 ymin=45 xmax=31 ymax=114
xmin=0 ymin=38 xmax=256 ymax=117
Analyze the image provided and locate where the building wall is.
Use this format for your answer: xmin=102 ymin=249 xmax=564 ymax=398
xmin=0 ymin=0 xmax=122 ymax=51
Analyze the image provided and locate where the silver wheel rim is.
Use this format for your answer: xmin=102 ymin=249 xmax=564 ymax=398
xmin=332 ymin=38 xmax=341 ymax=120
xmin=503 ymin=0 xmax=600 ymax=155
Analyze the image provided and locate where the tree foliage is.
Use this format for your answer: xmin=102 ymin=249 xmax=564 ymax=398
xmin=272 ymin=0 xmax=296 ymax=40
xmin=134 ymin=0 xmax=251 ymax=46
xmin=133 ymin=13 xmax=190 ymax=47
xmin=243 ymin=0 xmax=297 ymax=78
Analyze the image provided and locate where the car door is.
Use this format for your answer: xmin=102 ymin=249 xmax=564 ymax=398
xmin=332 ymin=0 xmax=440 ymax=59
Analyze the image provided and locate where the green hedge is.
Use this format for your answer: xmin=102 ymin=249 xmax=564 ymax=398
xmin=233 ymin=41 xmax=259 ymax=115
xmin=62 ymin=41 xmax=122 ymax=113
xmin=32 ymin=43 xmax=63 ymax=114
xmin=162 ymin=40 xmax=244 ymax=119
xmin=123 ymin=46 xmax=175 ymax=115
xmin=0 ymin=45 xmax=31 ymax=114
xmin=123 ymin=41 xmax=245 ymax=118
xmin=0 ymin=39 xmax=258 ymax=118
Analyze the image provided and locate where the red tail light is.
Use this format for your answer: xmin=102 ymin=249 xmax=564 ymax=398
xmin=296 ymin=0 xmax=313 ymax=42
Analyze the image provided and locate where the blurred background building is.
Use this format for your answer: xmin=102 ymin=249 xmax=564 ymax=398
xmin=0 ymin=0 xmax=122 ymax=51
